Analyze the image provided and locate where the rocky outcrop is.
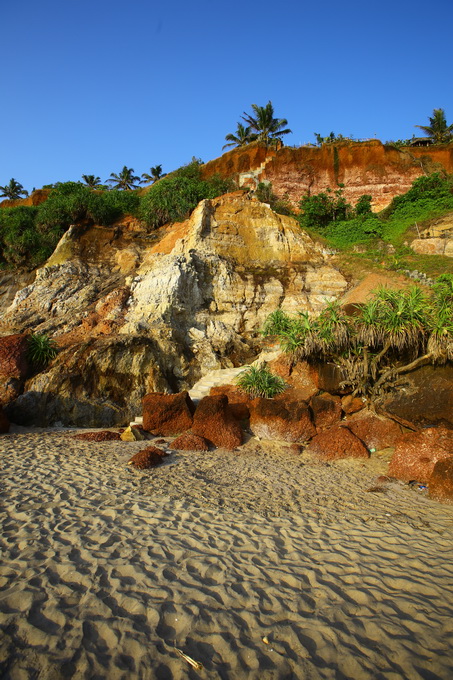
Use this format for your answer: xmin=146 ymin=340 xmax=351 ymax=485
xmin=0 ymin=194 xmax=347 ymax=426
xmin=0 ymin=333 xmax=30 ymax=406
xmin=306 ymin=425 xmax=370 ymax=461
xmin=191 ymin=395 xmax=243 ymax=450
xmin=142 ymin=392 xmax=195 ymax=436
xmin=389 ymin=428 xmax=453 ymax=484
xmin=202 ymin=141 xmax=453 ymax=211
xmin=249 ymin=397 xmax=316 ymax=443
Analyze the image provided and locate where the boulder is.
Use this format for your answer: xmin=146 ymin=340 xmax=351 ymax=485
xmin=0 ymin=333 xmax=30 ymax=407
xmin=388 ymin=428 xmax=453 ymax=484
xmin=127 ymin=446 xmax=166 ymax=469
xmin=429 ymin=459 xmax=453 ymax=504
xmin=341 ymin=395 xmax=365 ymax=415
xmin=379 ymin=365 xmax=453 ymax=430
xmin=191 ymin=395 xmax=242 ymax=450
xmin=268 ymin=357 xmax=318 ymax=401
xmin=210 ymin=385 xmax=252 ymax=421
xmin=142 ymin=391 xmax=195 ymax=435
xmin=345 ymin=410 xmax=403 ymax=450
xmin=249 ymin=397 xmax=316 ymax=443
xmin=0 ymin=407 xmax=10 ymax=434
xmin=309 ymin=392 xmax=343 ymax=432
xmin=306 ymin=425 xmax=369 ymax=461
xmin=72 ymin=430 xmax=121 ymax=441
xmin=172 ymin=433 xmax=210 ymax=451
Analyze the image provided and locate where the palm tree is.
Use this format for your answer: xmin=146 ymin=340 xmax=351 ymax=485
xmin=106 ymin=166 xmax=140 ymax=191
xmin=0 ymin=178 xmax=28 ymax=199
xmin=415 ymin=108 xmax=453 ymax=144
xmin=223 ymin=123 xmax=257 ymax=149
xmin=141 ymin=164 xmax=164 ymax=184
xmin=81 ymin=174 xmax=102 ymax=188
xmin=242 ymin=101 xmax=292 ymax=148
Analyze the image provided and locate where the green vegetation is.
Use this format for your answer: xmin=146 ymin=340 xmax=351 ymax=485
xmin=255 ymin=182 xmax=293 ymax=216
xmin=314 ymin=132 xmax=346 ymax=145
xmin=236 ymin=363 xmax=287 ymax=398
xmin=141 ymin=165 xmax=164 ymax=184
xmin=415 ymin=108 xmax=453 ymax=144
xmin=223 ymin=123 xmax=257 ymax=150
xmin=27 ymin=333 xmax=58 ymax=369
xmin=241 ymin=101 xmax=291 ymax=148
xmin=140 ymin=160 xmax=234 ymax=228
xmin=81 ymin=174 xmax=102 ymax=188
xmin=0 ymin=178 xmax=28 ymax=200
xmin=298 ymin=173 xmax=453 ymax=250
xmin=263 ymin=278 xmax=453 ymax=400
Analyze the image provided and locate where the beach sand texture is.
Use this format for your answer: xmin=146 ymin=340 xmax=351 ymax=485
xmin=1 ymin=430 xmax=453 ymax=679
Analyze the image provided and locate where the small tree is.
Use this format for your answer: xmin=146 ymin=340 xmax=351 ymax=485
xmin=81 ymin=174 xmax=102 ymax=188
xmin=223 ymin=123 xmax=257 ymax=149
xmin=242 ymin=101 xmax=291 ymax=148
xmin=299 ymin=187 xmax=351 ymax=229
xmin=141 ymin=165 xmax=164 ymax=184
xmin=0 ymin=178 xmax=28 ymax=200
xmin=415 ymin=108 xmax=453 ymax=144
xmin=106 ymin=166 xmax=140 ymax=191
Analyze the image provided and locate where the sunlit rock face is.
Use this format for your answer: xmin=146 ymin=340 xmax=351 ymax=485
xmin=0 ymin=194 xmax=347 ymax=426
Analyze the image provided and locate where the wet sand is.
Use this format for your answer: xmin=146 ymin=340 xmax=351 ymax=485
xmin=1 ymin=429 xmax=453 ymax=679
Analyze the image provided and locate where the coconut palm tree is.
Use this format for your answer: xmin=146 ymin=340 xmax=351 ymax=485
xmin=106 ymin=166 xmax=140 ymax=191
xmin=0 ymin=178 xmax=28 ymax=199
xmin=242 ymin=101 xmax=292 ymax=147
xmin=223 ymin=123 xmax=257 ymax=150
xmin=415 ymin=108 xmax=453 ymax=144
xmin=81 ymin=174 xmax=102 ymax=188
xmin=140 ymin=164 xmax=164 ymax=184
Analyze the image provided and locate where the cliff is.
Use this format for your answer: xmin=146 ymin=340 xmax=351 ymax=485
xmin=202 ymin=140 xmax=453 ymax=210
xmin=0 ymin=193 xmax=348 ymax=426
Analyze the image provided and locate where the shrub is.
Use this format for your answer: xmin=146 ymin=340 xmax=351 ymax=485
xmin=0 ymin=206 xmax=62 ymax=269
xmin=27 ymin=333 xmax=58 ymax=368
xmin=236 ymin=363 xmax=287 ymax=398
xmin=298 ymin=187 xmax=351 ymax=230
xmin=140 ymin=161 xmax=234 ymax=228
xmin=255 ymin=182 xmax=294 ymax=216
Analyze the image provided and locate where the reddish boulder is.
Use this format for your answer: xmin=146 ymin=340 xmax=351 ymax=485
xmin=0 ymin=334 xmax=30 ymax=406
xmin=0 ymin=407 xmax=10 ymax=434
xmin=72 ymin=430 xmax=121 ymax=441
xmin=210 ymin=385 xmax=252 ymax=421
xmin=191 ymin=395 xmax=242 ymax=450
xmin=268 ymin=357 xmax=318 ymax=401
xmin=249 ymin=397 xmax=316 ymax=443
xmin=307 ymin=425 xmax=369 ymax=461
xmin=388 ymin=428 xmax=453 ymax=484
xmin=380 ymin=365 xmax=453 ymax=429
xmin=172 ymin=433 xmax=210 ymax=451
xmin=310 ymin=392 xmax=343 ymax=432
xmin=142 ymin=391 xmax=195 ymax=435
xmin=429 ymin=459 xmax=453 ymax=504
xmin=127 ymin=446 xmax=166 ymax=469
xmin=346 ymin=410 xmax=402 ymax=450
xmin=341 ymin=395 xmax=365 ymax=415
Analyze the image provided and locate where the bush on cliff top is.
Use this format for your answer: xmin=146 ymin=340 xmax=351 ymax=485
xmin=140 ymin=160 xmax=234 ymax=228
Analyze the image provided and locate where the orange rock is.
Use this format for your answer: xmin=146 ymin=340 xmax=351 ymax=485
xmin=191 ymin=395 xmax=242 ymax=450
xmin=310 ymin=392 xmax=343 ymax=432
xmin=142 ymin=392 xmax=195 ymax=435
xmin=172 ymin=433 xmax=210 ymax=451
xmin=346 ymin=410 xmax=402 ymax=450
xmin=429 ymin=459 xmax=453 ymax=504
xmin=249 ymin=397 xmax=316 ymax=443
xmin=307 ymin=425 xmax=369 ymax=461
xmin=128 ymin=446 xmax=166 ymax=469
xmin=389 ymin=428 xmax=453 ymax=484
xmin=72 ymin=431 xmax=121 ymax=441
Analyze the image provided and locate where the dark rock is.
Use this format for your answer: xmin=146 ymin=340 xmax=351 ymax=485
xmin=346 ymin=410 xmax=402 ymax=450
xmin=306 ymin=425 xmax=369 ymax=460
xmin=191 ymin=395 xmax=242 ymax=450
xmin=249 ymin=397 xmax=316 ymax=443
xmin=127 ymin=446 xmax=166 ymax=469
xmin=341 ymin=394 xmax=365 ymax=415
xmin=429 ymin=458 xmax=453 ymax=504
xmin=0 ymin=407 xmax=10 ymax=434
xmin=172 ymin=433 xmax=210 ymax=451
xmin=315 ymin=362 xmax=349 ymax=395
xmin=72 ymin=430 xmax=121 ymax=441
xmin=210 ymin=385 xmax=251 ymax=421
xmin=142 ymin=391 xmax=195 ymax=436
xmin=379 ymin=365 xmax=453 ymax=430
xmin=310 ymin=392 xmax=343 ymax=432
xmin=388 ymin=428 xmax=453 ymax=484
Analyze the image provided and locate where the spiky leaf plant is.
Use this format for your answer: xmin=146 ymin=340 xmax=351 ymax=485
xmin=27 ymin=333 xmax=58 ymax=368
xmin=236 ymin=363 xmax=287 ymax=399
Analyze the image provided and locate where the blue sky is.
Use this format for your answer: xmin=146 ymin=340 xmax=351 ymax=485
xmin=1 ymin=0 xmax=452 ymax=191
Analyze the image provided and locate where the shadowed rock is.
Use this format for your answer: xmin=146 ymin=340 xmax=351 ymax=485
xmin=250 ymin=397 xmax=316 ymax=443
xmin=429 ymin=459 xmax=453 ymax=504
xmin=72 ymin=431 xmax=121 ymax=441
xmin=172 ymin=433 xmax=210 ymax=451
xmin=310 ymin=392 xmax=343 ymax=432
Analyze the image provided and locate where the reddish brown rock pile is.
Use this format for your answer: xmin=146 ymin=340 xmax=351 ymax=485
xmin=250 ymin=397 xmax=316 ymax=443
xmin=127 ymin=446 xmax=166 ymax=469
xmin=191 ymin=395 xmax=242 ymax=450
xmin=307 ymin=425 xmax=369 ymax=461
xmin=209 ymin=385 xmax=252 ymax=421
xmin=171 ymin=433 xmax=210 ymax=451
xmin=0 ymin=333 xmax=29 ymax=406
xmin=388 ymin=428 xmax=453 ymax=484
xmin=142 ymin=391 xmax=195 ymax=435
xmin=310 ymin=393 xmax=342 ymax=432
xmin=72 ymin=431 xmax=122 ymax=441
xmin=346 ymin=410 xmax=402 ymax=450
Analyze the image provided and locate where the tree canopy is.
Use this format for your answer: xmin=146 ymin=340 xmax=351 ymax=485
xmin=0 ymin=178 xmax=29 ymax=200
xmin=223 ymin=123 xmax=257 ymax=149
xmin=415 ymin=108 xmax=453 ymax=144
xmin=241 ymin=101 xmax=292 ymax=147
xmin=106 ymin=166 xmax=140 ymax=191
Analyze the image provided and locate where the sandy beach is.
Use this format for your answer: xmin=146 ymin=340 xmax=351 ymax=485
xmin=1 ymin=429 xmax=453 ymax=679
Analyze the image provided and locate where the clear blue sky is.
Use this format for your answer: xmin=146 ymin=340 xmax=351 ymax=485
xmin=1 ymin=0 xmax=452 ymax=191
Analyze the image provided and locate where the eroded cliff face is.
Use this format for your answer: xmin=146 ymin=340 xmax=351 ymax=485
xmin=0 ymin=194 xmax=348 ymax=426
xmin=202 ymin=140 xmax=453 ymax=210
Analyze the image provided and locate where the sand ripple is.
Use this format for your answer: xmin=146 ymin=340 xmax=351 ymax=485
xmin=1 ymin=430 xmax=453 ymax=679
